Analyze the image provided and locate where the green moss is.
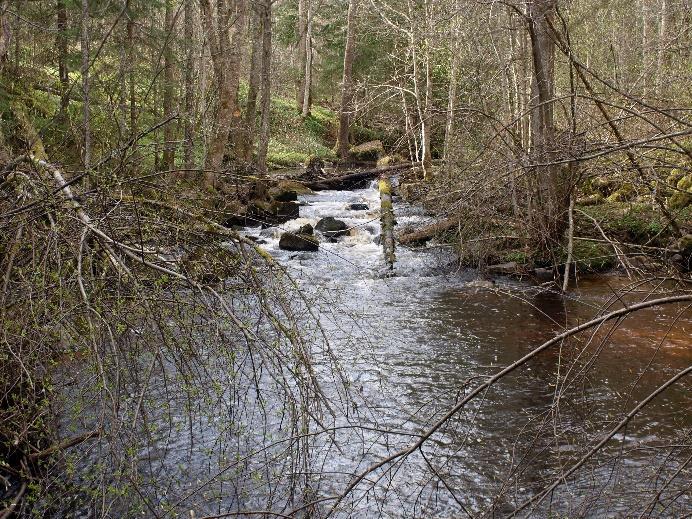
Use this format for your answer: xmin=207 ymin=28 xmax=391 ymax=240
xmin=501 ymin=250 xmax=529 ymax=264
xmin=570 ymin=240 xmax=616 ymax=272
xmin=578 ymin=203 xmax=672 ymax=245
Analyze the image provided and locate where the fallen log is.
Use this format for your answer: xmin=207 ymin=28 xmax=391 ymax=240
xmin=397 ymin=217 xmax=460 ymax=245
xmin=304 ymin=162 xmax=420 ymax=191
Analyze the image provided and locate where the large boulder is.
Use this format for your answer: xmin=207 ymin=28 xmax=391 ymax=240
xmin=350 ymin=140 xmax=384 ymax=161
xmin=279 ymin=232 xmax=319 ymax=252
xmin=667 ymin=173 xmax=692 ymax=210
xmin=277 ymin=179 xmax=314 ymax=195
xmin=268 ymin=186 xmax=298 ymax=202
xmin=486 ymin=262 xmax=521 ymax=276
xmin=376 ymin=153 xmax=406 ymax=168
xmin=315 ymin=217 xmax=349 ymax=238
xmin=247 ymin=200 xmax=299 ymax=226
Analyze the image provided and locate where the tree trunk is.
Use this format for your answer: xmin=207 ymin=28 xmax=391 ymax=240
xmin=81 ymin=0 xmax=91 ymax=174
xmin=242 ymin=6 xmax=262 ymax=162
xmin=421 ymin=50 xmax=433 ymax=174
xmin=127 ymin=16 xmax=138 ymax=153
xmin=256 ymin=0 xmax=272 ymax=173
xmin=301 ymin=2 xmax=313 ymax=118
xmin=183 ymin=0 xmax=195 ymax=171
xmin=527 ymin=0 xmax=565 ymax=252
xmin=655 ymin=0 xmax=667 ymax=97
xmin=200 ymin=0 xmax=247 ymax=186
xmin=162 ymin=0 xmax=176 ymax=172
xmin=295 ymin=0 xmax=307 ymax=110
xmin=0 ymin=0 xmax=10 ymax=73
xmin=443 ymin=7 xmax=460 ymax=162
xmin=335 ymin=0 xmax=358 ymax=160
xmin=379 ymin=176 xmax=396 ymax=270
xmin=56 ymin=0 xmax=69 ymax=114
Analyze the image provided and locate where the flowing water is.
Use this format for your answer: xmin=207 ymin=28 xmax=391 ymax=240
xmin=238 ymin=181 xmax=692 ymax=518
xmin=53 ymin=181 xmax=691 ymax=518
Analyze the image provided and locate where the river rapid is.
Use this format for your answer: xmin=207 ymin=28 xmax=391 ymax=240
xmin=52 ymin=180 xmax=691 ymax=518
xmin=237 ymin=180 xmax=692 ymax=518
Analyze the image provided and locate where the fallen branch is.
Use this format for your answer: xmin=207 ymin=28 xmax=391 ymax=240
xmin=397 ymin=217 xmax=460 ymax=245
xmin=304 ymin=162 xmax=419 ymax=190
xmin=28 ymin=429 xmax=100 ymax=461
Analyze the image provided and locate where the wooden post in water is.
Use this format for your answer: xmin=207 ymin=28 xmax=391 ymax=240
xmin=379 ymin=175 xmax=396 ymax=270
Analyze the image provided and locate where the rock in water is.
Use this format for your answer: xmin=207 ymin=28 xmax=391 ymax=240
xmin=486 ymin=262 xmax=520 ymax=276
xmin=315 ymin=217 xmax=349 ymax=238
xmin=347 ymin=203 xmax=369 ymax=211
xmin=279 ymin=232 xmax=319 ymax=252
xmin=268 ymin=186 xmax=298 ymax=202
xmin=297 ymin=223 xmax=314 ymax=235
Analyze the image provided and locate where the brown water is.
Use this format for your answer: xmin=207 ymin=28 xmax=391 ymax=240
xmin=53 ymin=184 xmax=691 ymax=518
xmin=242 ymin=184 xmax=691 ymax=517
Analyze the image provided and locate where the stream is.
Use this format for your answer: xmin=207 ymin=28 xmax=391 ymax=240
xmin=237 ymin=180 xmax=692 ymax=517
xmin=52 ymin=181 xmax=691 ymax=518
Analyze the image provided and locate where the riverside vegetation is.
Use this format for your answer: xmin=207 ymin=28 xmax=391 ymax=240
xmin=1 ymin=0 xmax=691 ymax=517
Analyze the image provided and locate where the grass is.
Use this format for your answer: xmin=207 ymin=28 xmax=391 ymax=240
xmin=577 ymin=202 xmax=692 ymax=246
xmin=264 ymin=96 xmax=338 ymax=168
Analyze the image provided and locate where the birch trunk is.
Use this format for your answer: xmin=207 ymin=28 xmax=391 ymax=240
xmin=335 ymin=0 xmax=358 ymax=160
xmin=295 ymin=0 xmax=307 ymax=109
xmin=301 ymin=3 xmax=313 ymax=118
xmin=256 ymin=0 xmax=272 ymax=173
xmin=242 ymin=7 xmax=262 ymax=161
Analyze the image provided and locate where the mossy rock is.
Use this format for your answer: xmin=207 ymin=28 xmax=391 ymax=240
xmin=667 ymin=169 xmax=686 ymax=186
xmin=277 ymin=179 xmax=313 ymax=195
xmin=589 ymin=176 xmax=618 ymax=197
xmin=268 ymin=186 xmax=298 ymax=202
xmin=677 ymin=234 xmax=692 ymax=255
xmin=667 ymin=173 xmax=692 ymax=210
xmin=350 ymin=140 xmax=384 ymax=161
xmin=278 ymin=232 xmax=319 ymax=252
xmin=377 ymin=153 xmax=406 ymax=168
xmin=577 ymin=193 xmax=604 ymax=206
xmin=606 ymin=182 xmax=636 ymax=202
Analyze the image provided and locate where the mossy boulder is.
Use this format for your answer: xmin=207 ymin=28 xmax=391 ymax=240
xmin=667 ymin=169 xmax=686 ymax=186
xmin=606 ymin=182 xmax=636 ymax=202
xmin=377 ymin=153 xmax=406 ymax=168
xmin=677 ymin=234 xmax=692 ymax=255
xmin=277 ymin=179 xmax=314 ymax=195
xmin=279 ymin=232 xmax=319 ymax=252
xmin=589 ymin=176 xmax=618 ymax=197
xmin=297 ymin=223 xmax=314 ymax=235
xmin=247 ymin=200 xmax=299 ymax=226
xmin=577 ymin=193 xmax=604 ymax=206
xmin=268 ymin=186 xmax=298 ymax=202
xmin=667 ymin=173 xmax=692 ymax=210
xmin=350 ymin=140 xmax=384 ymax=161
